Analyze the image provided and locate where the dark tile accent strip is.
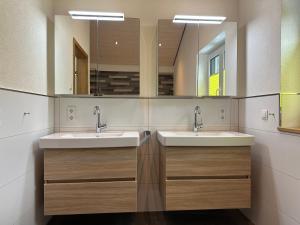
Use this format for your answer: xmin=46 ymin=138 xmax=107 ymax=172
xmin=158 ymin=74 xmax=174 ymax=96
xmin=90 ymin=70 xmax=140 ymax=95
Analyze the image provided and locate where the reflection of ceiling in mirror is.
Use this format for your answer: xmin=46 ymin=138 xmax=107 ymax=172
xmin=198 ymin=24 xmax=227 ymax=54
xmin=199 ymin=32 xmax=225 ymax=54
xmin=90 ymin=18 xmax=140 ymax=66
xmin=158 ymin=20 xmax=185 ymax=66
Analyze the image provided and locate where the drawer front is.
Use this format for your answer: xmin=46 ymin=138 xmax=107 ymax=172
xmin=166 ymin=179 xmax=251 ymax=211
xmin=44 ymin=148 xmax=137 ymax=181
xmin=44 ymin=181 xmax=137 ymax=215
xmin=166 ymin=147 xmax=251 ymax=177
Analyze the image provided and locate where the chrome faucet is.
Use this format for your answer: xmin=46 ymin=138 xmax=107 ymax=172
xmin=93 ymin=106 xmax=107 ymax=133
xmin=193 ymin=106 xmax=203 ymax=132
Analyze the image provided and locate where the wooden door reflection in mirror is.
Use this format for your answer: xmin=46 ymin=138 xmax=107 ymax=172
xmin=73 ymin=38 xmax=89 ymax=95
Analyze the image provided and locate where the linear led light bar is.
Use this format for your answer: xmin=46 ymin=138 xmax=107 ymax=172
xmin=69 ymin=11 xmax=124 ymax=21
xmin=173 ymin=15 xmax=226 ymax=24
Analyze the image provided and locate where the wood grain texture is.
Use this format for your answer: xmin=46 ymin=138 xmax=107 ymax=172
xmin=137 ymin=133 xmax=162 ymax=212
xmin=159 ymin=144 xmax=166 ymax=209
xmin=44 ymin=148 xmax=137 ymax=181
xmin=278 ymin=127 xmax=300 ymax=134
xmin=147 ymin=131 xmax=161 ymax=155
xmin=138 ymin=152 xmax=160 ymax=184
xmin=73 ymin=38 xmax=89 ymax=95
xmin=166 ymin=179 xmax=251 ymax=211
xmin=44 ymin=181 xmax=137 ymax=215
xmin=137 ymin=184 xmax=163 ymax=212
xmin=165 ymin=147 xmax=251 ymax=177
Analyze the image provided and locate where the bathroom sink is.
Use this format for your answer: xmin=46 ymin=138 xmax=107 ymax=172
xmin=59 ymin=132 xmax=123 ymax=138
xmin=39 ymin=131 xmax=140 ymax=149
xmin=157 ymin=131 xmax=254 ymax=147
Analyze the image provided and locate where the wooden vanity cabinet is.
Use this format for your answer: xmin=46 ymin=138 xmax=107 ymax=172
xmin=44 ymin=147 xmax=137 ymax=215
xmin=160 ymin=146 xmax=251 ymax=211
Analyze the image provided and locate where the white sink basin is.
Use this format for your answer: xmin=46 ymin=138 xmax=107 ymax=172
xmin=59 ymin=132 xmax=123 ymax=138
xmin=39 ymin=131 xmax=140 ymax=149
xmin=157 ymin=131 xmax=254 ymax=147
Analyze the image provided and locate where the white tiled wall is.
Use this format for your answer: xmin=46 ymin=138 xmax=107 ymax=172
xmin=0 ymin=90 xmax=54 ymax=225
xmin=56 ymin=97 xmax=149 ymax=132
xmin=239 ymin=95 xmax=280 ymax=132
xmin=0 ymin=91 xmax=54 ymax=139
xmin=56 ymin=97 xmax=239 ymax=132
xmin=239 ymin=95 xmax=300 ymax=225
xmin=237 ymin=0 xmax=300 ymax=224
xmin=7 ymin=92 xmax=300 ymax=225
xmin=149 ymin=98 xmax=237 ymax=130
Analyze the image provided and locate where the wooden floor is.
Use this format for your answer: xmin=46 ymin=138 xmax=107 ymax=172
xmin=48 ymin=210 xmax=254 ymax=225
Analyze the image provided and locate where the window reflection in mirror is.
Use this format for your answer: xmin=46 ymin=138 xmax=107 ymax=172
xmin=157 ymin=19 xmax=237 ymax=97
xmin=204 ymin=39 xmax=226 ymax=96
xmin=197 ymin=23 xmax=237 ymax=97
xmin=54 ymin=15 xmax=140 ymax=96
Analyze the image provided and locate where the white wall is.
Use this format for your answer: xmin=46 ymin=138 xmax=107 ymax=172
xmin=0 ymin=0 xmax=55 ymax=96
xmin=55 ymin=97 xmax=238 ymax=132
xmin=174 ymin=25 xmax=199 ymax=96
xmin=239 ymin=95 xmax=300 ymax=225
xmin=0 ymin=90 xmax=54 ymax=225
xmin=238 ymin=0 xmax=300 ymax=225
xmin=197 ymin=54 xmax=209 ymax=96
xmin=140 ymin=26 xmax=158 ymax=97
xmin=0 ymin=0 xmax=55 ymax=224
xmin=224 ymin=23 xmax=238 ymax=96
xmin=55 ymin=16 xmax=90 ymax=94
xmin=53 ymin=0 xmax=239 ymax=97
xmin=238 ymin=0 xmax=281 ymax=96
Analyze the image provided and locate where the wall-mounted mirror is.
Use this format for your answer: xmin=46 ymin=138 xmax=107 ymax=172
xmin=157 ymin=20 xmax=196 ymax=96
xmin=54 ymin=15 xmax=140 ymax=96
xmin=90 ymin=19 xmax=140 ymax=96
xmin=157 ymin=19 xmax=237 ymax=97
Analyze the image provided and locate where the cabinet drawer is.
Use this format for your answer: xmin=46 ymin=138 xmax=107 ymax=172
xmin=44 ymin=181 xmax=137 ymax=215
xmin=166 ymin=147 xmax=251 ymax=177
xmin=44 ymin=148 xmax=137 ymax=181
xmin=166 ymin=179 xmax=251 ymax=211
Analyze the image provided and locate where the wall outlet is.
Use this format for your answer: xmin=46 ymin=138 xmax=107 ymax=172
xmin=220 ymin=109 xmax=225 ymax=120
xmin=261 ymin=109 xmax=269 ymax=121
xmin=67 ymin=105 xmax=76 ymax=121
